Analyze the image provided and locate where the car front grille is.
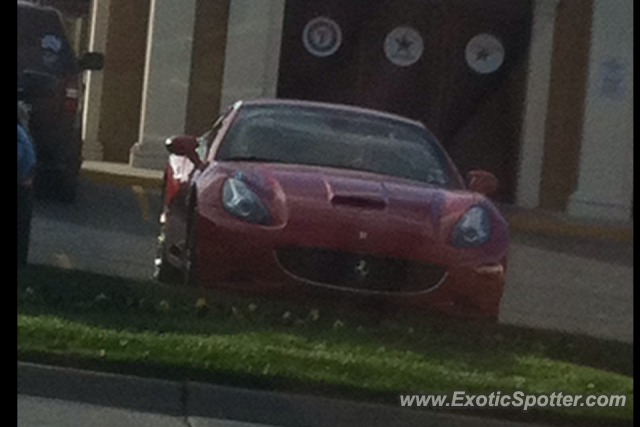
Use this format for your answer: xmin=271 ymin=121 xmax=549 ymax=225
xmin=275 ymin=247 xmax=446 ymax=294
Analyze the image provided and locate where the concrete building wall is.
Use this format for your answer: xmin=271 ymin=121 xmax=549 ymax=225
xmin=81 ymin=0 xmax=109 ymax=161
xmin=539 ymin=0 xmax=594 ymax=212
xmin=568 ymin=0 xmax=633 ymax=221
xmin=218 ymin=0 xmax=285 ymax=111
xmin=516 ymin=0 xmax=560 ymax=209
xmin=130 ymin=0 xmax=198 ymax=169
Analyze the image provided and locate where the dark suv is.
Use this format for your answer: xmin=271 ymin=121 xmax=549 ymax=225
xmin=17 ymin=1 xmax=103 ymax=202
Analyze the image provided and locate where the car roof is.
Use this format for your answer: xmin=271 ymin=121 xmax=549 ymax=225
xmin=236 ymin=99 xmax=427 ymax=129
xmin=17 ymin=1 xmax=61 ymax=14
xmin=18 ymin=1 xmax=66 ymax=27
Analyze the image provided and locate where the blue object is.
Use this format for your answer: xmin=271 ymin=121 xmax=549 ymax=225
xmin=18 ymin=123 xmax=36 ymax=184
xmin=452 ymin=206 xmax=492 ymax=247
xmin=222 ymin=177 xmax=272 ymax=226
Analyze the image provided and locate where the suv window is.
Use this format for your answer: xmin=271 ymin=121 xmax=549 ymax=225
xmin=17 ymin=5 xmax=77 ymax=77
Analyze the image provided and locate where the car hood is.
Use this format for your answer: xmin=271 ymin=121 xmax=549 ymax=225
xmin=198 ymin=162 xmax=508 ymax=262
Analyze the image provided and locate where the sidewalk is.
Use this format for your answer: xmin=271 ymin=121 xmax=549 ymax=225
xmin=81 ymin=161 xmax=633 ymax=242
xmin=502 ymin=204 xmax=633 ymax=242
xmin=17 ymin=362 xmax=560 ymax=427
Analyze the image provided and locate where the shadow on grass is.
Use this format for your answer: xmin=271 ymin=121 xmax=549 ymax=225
xmin=18 ymin=264 xmax=633 ymax=378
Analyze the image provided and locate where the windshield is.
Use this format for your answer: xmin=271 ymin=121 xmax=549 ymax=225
xmin=216 ymin=104 xmax=459 ymax=188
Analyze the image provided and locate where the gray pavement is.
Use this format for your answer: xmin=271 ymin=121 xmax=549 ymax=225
xmin=18 ymin=395 xmax=275 ymax=427
xmin=30 ymin=178 xmax=161 ymax=280
xmin=17 ymin=362 xmax=555 ymax=427
xmin=28 ymin=179 xmax=633 ymax=342
xmin=18 ymin=395 xmax=187 ymax=427
xmin=501 ymin=233 xmax=633 ymax=342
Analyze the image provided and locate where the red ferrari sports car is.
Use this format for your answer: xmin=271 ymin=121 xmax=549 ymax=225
xmin=155 ymin=99 xmax=509 ymax=320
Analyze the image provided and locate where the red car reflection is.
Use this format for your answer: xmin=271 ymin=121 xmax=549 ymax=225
xmin=156 ymin=100 xmax=509 ymax=321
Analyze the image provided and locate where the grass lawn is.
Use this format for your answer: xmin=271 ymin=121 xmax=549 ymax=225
xmin=17 ymin=265 xmax=633 ymax=425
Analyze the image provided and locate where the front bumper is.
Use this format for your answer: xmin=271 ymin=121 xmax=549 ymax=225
xmin=195 ymin=212 xmax=506 ymax=320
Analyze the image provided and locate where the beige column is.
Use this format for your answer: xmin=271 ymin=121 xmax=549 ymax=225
xmin=81 ymin=0 xmax=110 ymax=161
xmin=568 ymin=0 xmax=633 ymax=221
xmin=219 ymin=0 xmax=286 ymax=112
xmin=66 ymin=16 xmax=85 ymax=55
xmin=130 ymin=0 xmax=198 ymax=169
xmin=515 ymin=0 xmax=561 ymax=209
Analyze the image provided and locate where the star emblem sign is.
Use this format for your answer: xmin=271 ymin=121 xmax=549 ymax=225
xmin=384 ymin=27 xmax=424 ymax=67
xmin=475 ymin=47 xmax=491 ymax=62
xmin=395 ymin=33 xmax=414 ymax=54
xmin=466 ymin=33 xmax=505 ymax=74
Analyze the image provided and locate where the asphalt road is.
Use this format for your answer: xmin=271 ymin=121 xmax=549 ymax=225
xmin=28 ymin=179 xmax=634 ymax=342
xmin=502 ymin=232 xmax=633 ymax=342
xmin=17 ymin=395 xmax=275 ymax=427
xmin=30 ymin=179 xmax=161 ymax=280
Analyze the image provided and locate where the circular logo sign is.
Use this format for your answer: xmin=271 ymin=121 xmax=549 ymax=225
xmin=465 ymin=34 xmax=505 ymax=74
xmin=303 ymin=17 xmax=342 ymax=58
xmin=384 ymin=27 xmax=424 ymax=67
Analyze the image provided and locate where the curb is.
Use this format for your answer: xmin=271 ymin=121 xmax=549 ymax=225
xmin=17 ymin=362 xmax=183 ymax=416
xmin=18 ymin=362 xmax=543 ymax=427
xmin=81 ymin=160 xmax=164 ymax=189
xmin=80 ymin=161 xmax=633 ymax=243
xmin=506 ymin=213 xmax=633 ymax=242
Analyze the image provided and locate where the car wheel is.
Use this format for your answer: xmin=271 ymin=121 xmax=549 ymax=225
xmin=153 ymin=220 xmax=183 ymax=285
xmin=184 ymin=188 xmax=198 ymax=287
xmin=154 ymin=173 xmax=183 ymax=284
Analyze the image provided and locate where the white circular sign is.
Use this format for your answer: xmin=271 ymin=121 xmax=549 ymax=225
xmin=465 ymin=34 xmax=505 ymax=74
xmin=303 ymin=17 xmax=342 ymax=58
xmin=384 ymin=27 xmax=424 ymax=67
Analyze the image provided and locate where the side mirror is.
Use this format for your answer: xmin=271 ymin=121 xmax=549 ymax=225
xmin=467 ymin=170 xmax=498 ymax=197
xmin=165 ymin=135 xmax=204 ymax=169
xmin=78 ymin=52 xmax=105 ymax=71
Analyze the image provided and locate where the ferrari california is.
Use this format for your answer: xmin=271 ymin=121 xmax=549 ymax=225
xmin=155 ymin=99 xmax=509 ymax=320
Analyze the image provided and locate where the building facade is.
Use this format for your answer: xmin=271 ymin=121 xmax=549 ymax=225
xmin=77 ymin=0 xmax=632 ymax=221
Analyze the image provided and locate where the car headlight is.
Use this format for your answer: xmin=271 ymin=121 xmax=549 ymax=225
xmin=222 ymin=176 xmax=272 ymax=225
xmin=452 ymin=206 xmax=491 ymax=247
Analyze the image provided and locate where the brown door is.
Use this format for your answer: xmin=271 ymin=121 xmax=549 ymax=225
xmin=277 ymin=0 xmax=370 ymax=105
xmin=278 ymin=0 xmax=532 ymax=202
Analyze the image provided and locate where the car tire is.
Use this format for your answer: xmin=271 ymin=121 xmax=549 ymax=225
xmin=153 ymin=221 xmax=183 ymax=285
xmin=154 ymin=173 xmax=183 ymax=284
xmin=184 ymin=188 xmax=198 ymax=287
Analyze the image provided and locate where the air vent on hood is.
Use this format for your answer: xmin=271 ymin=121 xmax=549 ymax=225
xmin=330 ymin=194 xmax=386 ymax=210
